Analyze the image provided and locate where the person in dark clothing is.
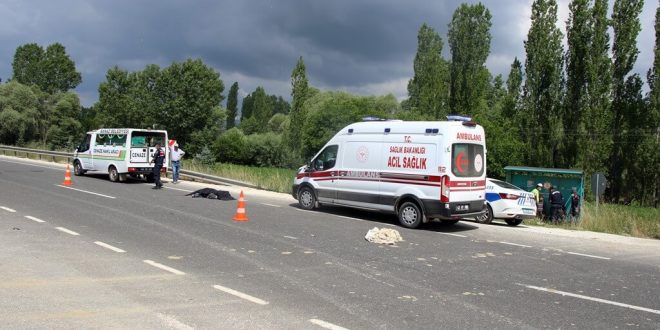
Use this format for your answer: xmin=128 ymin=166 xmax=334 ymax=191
xmin=570 ymin=188 xmax=580 ymax=222
xmin=150 ymin=143 xmax=166 ymax=189
xmin=549 ymin=186 xmax=565 ymax=224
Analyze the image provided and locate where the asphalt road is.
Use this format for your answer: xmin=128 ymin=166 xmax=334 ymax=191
xmin=1 ymin=155 xmax=659 ymax=329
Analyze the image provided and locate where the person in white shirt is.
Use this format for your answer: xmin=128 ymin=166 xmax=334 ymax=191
xmin=169 ymin=143 xmax=185 ymax=183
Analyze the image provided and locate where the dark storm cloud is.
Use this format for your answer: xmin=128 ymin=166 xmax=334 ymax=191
xmin=0 ymin=0 xmax=656 ymax=106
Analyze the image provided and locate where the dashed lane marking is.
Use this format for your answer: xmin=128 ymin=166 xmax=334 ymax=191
xmin=261 ymin=203 xmax=281 ymax=207
xmin=0 ymin=206 xmax=17 ymax=213
xmin=566 ymin=251 xmax=611 ymax=260
xmin=212 ymin=284 xmax=269 ymax=305
xmin=437 ymin=232 xmax=467 ymax=238
xmin=335 ymin=215 xmax=396 ymax=227
xmin=499 ymin=241 xmax=532 ymax=248
xmin=517 ymin=283 xmax=660 ymax=315
xmin=309 ymin=318 xmax=350 ymax=330
xmin=24 ymin=215 xmax=45 ymax=223
xmin=55 ymin=184 xmax=116 ymax=199
xmin=283 ymin=235 xmax=298 ymax=240
xmin=155 ymin=313 xmax=195 ymax=330
xmin=94 ymin=241 xmax=126 ymax=253
xmin=143 ymin=260 xmax=186 ymax=275
xmin=55 ymin=227 xmax=80 ymax=236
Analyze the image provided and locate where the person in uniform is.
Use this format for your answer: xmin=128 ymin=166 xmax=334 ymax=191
xmin=150 ymin=143 xmax=165 ymax=189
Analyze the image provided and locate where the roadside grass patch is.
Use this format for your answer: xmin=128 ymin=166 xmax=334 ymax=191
xmin=184 ymin=161 xmax=296 ymax=193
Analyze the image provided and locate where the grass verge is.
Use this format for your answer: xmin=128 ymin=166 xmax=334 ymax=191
xmin=524 ymin=201 xmax=659 ymax=239
xmin=184 ymin=160 xmax=297 ymax=194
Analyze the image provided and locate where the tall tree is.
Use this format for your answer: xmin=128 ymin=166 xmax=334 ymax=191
xmin=581 ymin=0 xmax=612 ymax=193
xmin=641 ymin=5 xmax=660 ymax=205
xmin=251 ymin=86 xmax=271 ymax=130
xmin=503 ymin=57 xmax=523 ymax=118
xmin=608 ymin=0 xmax=644 ymax=201
xmin=563 ymin=0 xmax=592 ymax=167
xmin=12 ymin=43 xmax=81 ymax=94
xmin=522 ymin=0 xmax=564 ymax=167
xmin=448 ymin=3 xmax=492 ymax=115
xmin=285 ymin=56 xmax=310 ymax=158
xmin=226 ymin=82 xmax=239 ymax=129
xmin=406 ymin=23 xmax=450 ymax=119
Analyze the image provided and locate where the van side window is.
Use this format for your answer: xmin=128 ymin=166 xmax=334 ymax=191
xmin=78 ymin=134 xmax=92 ymax=152
xmin=313 ymin=145 xmax=338 ymax=171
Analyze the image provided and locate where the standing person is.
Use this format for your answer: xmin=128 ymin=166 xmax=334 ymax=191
xmin=549 ymin=186 xmax=564 ymax=224
xmin=169 ymin=143 xmax=185 ymax=184
xmin=570 ymin=188 xmax=580 ymax=223
xmin=531 ymin=183 xmax=544 ymax=219
xmin=150 ymin=143 xmax=166 ymax=189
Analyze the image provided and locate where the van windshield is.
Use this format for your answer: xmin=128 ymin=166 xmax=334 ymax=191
xmin=131 ymin=131 xmax=166 ymax=148
xmin=451 ymin=143 xmax=484 ymax=177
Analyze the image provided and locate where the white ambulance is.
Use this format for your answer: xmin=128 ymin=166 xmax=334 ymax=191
xmin=73 ymin=128 xmax=169 ymax=182
xmin=292 ymin=117 xmax=487 ymax=228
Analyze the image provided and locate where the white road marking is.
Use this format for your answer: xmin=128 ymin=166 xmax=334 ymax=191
xmin=309 ymin=318 xmax=350 ymax=330
xmin=566 ymin=252 xmax=611 ymax=260
xmin=499 ymin=241 xmax=532 ymax=248
xmin=0 ymin=206 xmax=17 ymax=213
xmin=518 ymin=283 xmax=660 ymax=315
xmin=143 ymin=260 xmax=186 ymax=275
xmin=260 ymin=203 xmax=281 ymax=207
xmin=94 ymin=241 xmax=126 ymax=253
xmin=295 ymin=208 xmax=312 ymax=212
xmin=212 ymin=284 xmax=269 ymax=305
xmin=55 ymin=184 xmax=116 ymax=199
xmin=155 ymin=312 xmax=195 ymax=330
xmin=0 ymin=158 xmax=60 ymax=170
xmin=164 ymin=186 xmax=193 ymax=193
xmin=283 ymin=235 xmax=298 ymax=240
xmin=335 ymin=215 xmax=396 ymax=227
xmin=437 ymin=232 xmax=467 ymax=238
xmin=55 ymin=227 xmax=80 ymax=236
xmin=24 ymin=215 xmax=45 ymax=223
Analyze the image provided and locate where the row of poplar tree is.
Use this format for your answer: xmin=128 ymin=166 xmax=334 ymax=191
xmin=0 ymin=0 xmax=657 ymax=206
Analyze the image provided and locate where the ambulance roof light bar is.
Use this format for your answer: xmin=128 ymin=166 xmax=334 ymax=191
xmin=446 ymin=114 xmax=477 ymax=127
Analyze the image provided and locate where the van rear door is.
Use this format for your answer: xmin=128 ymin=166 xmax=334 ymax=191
xmin=129 ymin=132 xmax=149 ymax=163
xmin=450 ymin=142 xmax=486 ymax=210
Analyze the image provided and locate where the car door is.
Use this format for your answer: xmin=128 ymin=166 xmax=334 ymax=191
xmin=309 ymin=145 xmax=339 ymax=203
xmin=76 ymin=133 xmax=93 ymax=169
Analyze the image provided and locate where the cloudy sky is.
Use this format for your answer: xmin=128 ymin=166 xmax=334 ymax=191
xmin=0 ymin=0 xmax=657 ymax=107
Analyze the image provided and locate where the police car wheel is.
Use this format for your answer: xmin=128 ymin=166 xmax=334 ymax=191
xmin=108 ymin=166 xmax=119 ymax=182
xmin=475 ymin=205 xmax=493 ymax=224
xmin=505 ymin=219 xmax=523 ymax=226
xmin=298 ymin=187 xmax=316 ymax=210
xmin=398 ymin=201 xmax=423 ymax=229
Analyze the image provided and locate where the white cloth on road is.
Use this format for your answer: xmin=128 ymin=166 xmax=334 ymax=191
xmin=365 ymin=227 xmax=403 ymax=245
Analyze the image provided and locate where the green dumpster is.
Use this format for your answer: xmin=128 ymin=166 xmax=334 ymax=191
xmin=503 ymin=166 xmax=584 ymax=221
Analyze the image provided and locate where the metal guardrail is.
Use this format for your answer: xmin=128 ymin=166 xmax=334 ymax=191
xmin=0 ymin=145 xmax=258 ymax=189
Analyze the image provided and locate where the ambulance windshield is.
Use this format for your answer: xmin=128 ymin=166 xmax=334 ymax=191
xmin=451 ymin=143 xmax=484 ymax=177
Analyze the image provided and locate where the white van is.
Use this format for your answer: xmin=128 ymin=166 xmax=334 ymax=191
xmin=73 ymin=128 xmax=169 ymax=182
xmin=292 ymin=118 xmax=487 ymax=228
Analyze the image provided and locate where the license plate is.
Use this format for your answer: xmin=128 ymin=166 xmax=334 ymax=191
xmin=456 ymin=204 xmax=469 ymax=211
xmin=523 ymin=208 xmax=535 ymax=215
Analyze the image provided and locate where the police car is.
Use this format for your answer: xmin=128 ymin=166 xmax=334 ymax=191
xmin=475 ymin=178 xmax=536 ymax=226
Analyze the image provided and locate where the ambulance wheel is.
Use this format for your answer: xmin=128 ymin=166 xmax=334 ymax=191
xmin=73 ymin=161 xmax=85 ymax=176
xmin=475 ymin=205 xmax=493 ymax=224
xmin=108 ymin=166 xmax=119 ymax=182
xmin=398 ymin=201 xmax=423 ymax=229
xmin=505 ymin=219 xmax=523 ymax=226
xmin=298 ymin=187 xmax=317 ymax=210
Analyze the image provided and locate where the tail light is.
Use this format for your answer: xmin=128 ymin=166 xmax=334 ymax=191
xmin=128 ymin=167 xmax=136 ymax=172
xmin=499 ymin=193 xmax=520 ymax=200
xmin=440 ymin=175 xmax=450 ymax=203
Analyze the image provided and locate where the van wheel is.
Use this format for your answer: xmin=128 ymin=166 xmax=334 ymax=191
xmin=475 ymin=205 xmax=493 ymax=224
xmin=298 ymin=187 xmax=316 ymax=210
xmin=108 ymin=166 xmax=119 ymax=182
xmin=398 ymin=201 xmax=423 ymax=229
xmin=73 ymin=161 xmax=85 ymax=176
xmin=505 ymin=219 xmax=523 ymax=226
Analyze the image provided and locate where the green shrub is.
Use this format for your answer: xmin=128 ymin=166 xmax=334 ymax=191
xmin=213 ymin=127 xmax=248 ymax=164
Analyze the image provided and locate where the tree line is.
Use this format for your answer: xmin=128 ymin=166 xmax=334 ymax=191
xmin=0 ymin=0 xmax=657 ymax=206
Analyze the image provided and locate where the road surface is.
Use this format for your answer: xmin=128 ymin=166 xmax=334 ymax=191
xmin=1 ymin=155 xmax=658 ymax=329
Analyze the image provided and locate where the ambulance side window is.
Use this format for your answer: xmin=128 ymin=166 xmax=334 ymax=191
xmin=313 ymin=145 xmax=338 ymax=171
xmin=78 ymin=134 xmax=91 ymax=152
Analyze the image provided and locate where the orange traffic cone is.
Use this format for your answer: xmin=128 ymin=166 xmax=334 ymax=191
xmin=232 ymin=191 xmax=248 ymax=222
xmin=62 ymin=164 xmax=73 ymax=186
